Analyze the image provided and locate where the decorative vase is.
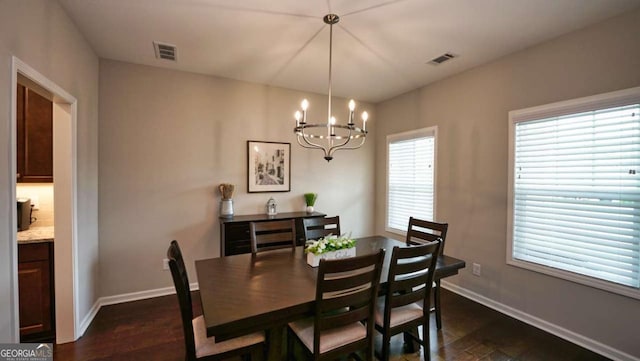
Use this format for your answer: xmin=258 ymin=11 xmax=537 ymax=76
xmin=306 ymin=247 xmax=356 ymax=267
xmin=220 ymin=199 xmax=233 ymax=218
xmin=306 ymin=205 xmax=314 ymax=213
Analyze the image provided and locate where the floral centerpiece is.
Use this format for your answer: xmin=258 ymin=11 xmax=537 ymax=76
xmin=305 ymin=234 xmax=357 ymax=267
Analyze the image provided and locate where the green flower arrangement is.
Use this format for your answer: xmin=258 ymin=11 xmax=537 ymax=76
xmin=305 ymin=234 xmax=356 ymax=255
xmin=304 ymin=193 xmax=317 ymax=206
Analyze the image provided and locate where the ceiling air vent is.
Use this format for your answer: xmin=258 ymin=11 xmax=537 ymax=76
xmin=428 ymin=52 xmax=456 ymax=66
xmin=153 ymin=41 xmax=177 ymax=61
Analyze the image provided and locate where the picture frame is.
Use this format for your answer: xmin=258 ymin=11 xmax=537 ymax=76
xmin=247 ymin=140 xmax=291 ymax=193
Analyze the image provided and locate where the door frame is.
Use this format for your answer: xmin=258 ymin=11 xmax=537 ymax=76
xmin=10 ymin=56 xmax=80 ymax=343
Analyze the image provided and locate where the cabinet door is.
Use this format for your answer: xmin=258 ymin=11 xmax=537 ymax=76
xmin=17 ymin=85 xmax=53 ymax=183
xmin=225 ymin=223 xmax=251 ymax=256
xmin=18 ymin=243 xmax=54 ymax=340
xmin=16 ymin=84 xmax=26 ymax=180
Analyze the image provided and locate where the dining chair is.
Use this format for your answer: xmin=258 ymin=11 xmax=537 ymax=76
xmin=249 ymin=219 xmax=296 ymax=254
xmin=375 ymin=240 xmax=441 ymax=361
xmin=167 ymin=240 xmax=265 ymax=361
xmin=302 ymin=216 xmax=341 ymax=242
xmin=405 ymin=217 xmax=448 ymax=330
xmin=287 ymin=249 xmax=385 ymax=361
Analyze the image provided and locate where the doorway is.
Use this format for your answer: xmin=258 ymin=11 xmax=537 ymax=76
xmin=10 ymin=57 xmax=79 ymax=344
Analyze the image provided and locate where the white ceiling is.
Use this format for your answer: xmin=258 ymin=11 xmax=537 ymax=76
xmin=58 ymin=0 xmax=640 ymax=103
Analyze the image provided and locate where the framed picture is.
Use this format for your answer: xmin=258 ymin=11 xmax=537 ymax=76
xmin=247 ymin=140 xmax=291 ymax=193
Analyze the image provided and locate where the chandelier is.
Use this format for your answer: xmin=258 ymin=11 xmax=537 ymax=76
xmin=293 ymin=14 xmax=368 ymax=162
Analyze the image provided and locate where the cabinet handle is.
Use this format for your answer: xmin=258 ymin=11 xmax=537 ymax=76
xmin=16 ymin=173 xmax=21 ymax=179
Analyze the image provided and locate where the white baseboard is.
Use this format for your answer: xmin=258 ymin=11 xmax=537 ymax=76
xmin=441 ymin=281 xmax=639 ymax=361
xmin=76 ymin=282 xmax=199 ymax=338
xmin=77 ymin=299 xmax=101 ymax=337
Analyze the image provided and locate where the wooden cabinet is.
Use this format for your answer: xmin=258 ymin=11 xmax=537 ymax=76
xmin=18 ymin=242 xmax=55 ymax=342
xmin=220 ymin=212 xmax=326 ymax=256
xmin=17 ymin=84 xmax=53 ymax=183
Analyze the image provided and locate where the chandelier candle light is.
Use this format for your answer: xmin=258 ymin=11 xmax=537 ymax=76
xmin=293 ymin=14 xmax=368 ymax=162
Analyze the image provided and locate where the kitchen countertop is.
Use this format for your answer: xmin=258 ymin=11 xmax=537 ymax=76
xmin=17 ymin=226 xmax=54 ymax=244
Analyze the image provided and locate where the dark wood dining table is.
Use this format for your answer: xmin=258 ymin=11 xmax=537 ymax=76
xmin=195 ymin=235 xmax=466 ymax=348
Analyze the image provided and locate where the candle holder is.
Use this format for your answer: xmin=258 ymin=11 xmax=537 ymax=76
xmin=266 ymin=197 xmax=277 ymax=216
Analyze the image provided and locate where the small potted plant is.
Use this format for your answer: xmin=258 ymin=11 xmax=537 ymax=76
xmin=304 ymin=193 xmax=317 ymax=213
xmin=305 ymin=234 xmax=356 ymax=267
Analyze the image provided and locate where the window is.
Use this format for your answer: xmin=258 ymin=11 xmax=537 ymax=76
xmin=386 ymin=127 xmax=436 ymax=234
xmin=508 ymin=87 xmax=640 ymax=298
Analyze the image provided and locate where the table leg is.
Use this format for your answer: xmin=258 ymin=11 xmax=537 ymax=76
xmin=266 ymin=326 xmax=285 ymax=361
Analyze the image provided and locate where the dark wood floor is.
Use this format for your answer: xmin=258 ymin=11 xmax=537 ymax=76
xmin=53 ymin=289 xmax=610 ymax=361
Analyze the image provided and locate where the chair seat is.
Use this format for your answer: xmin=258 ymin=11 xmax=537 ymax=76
xmin=192 ymin=315 xmax=265 ymax=358
xmin=288 ymin=317 xmax=367 ymax=354
xmin=375 ymin=300 xmax=423 ymax=329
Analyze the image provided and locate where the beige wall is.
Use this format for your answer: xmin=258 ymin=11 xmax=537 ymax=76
xmin=375 ymin=10 xmax=640 ymax=358
xmin=0 ymin=0 xmax=99 ymax=342
xmin=98 ymin=60 xmax=375 ymax=296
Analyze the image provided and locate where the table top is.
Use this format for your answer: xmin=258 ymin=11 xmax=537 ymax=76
xmin=195 ymin=235 xmax=465 ymax=339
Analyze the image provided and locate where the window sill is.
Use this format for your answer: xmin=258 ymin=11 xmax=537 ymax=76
xmin=384 ymin=227 xmax=406 ymax=238
xmin=507 ymin=258 xmax=640 ymax=301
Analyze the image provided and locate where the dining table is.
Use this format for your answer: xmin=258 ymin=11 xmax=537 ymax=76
xmin=195 ymin=235 xmax=465 ymax=359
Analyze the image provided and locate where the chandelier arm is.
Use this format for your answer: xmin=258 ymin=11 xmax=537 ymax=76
xmin=297 ymin=133 xmax=325 ymax=150
xmin=297 ymin=135 xmax=331 ymax=159
xmin=326 ymin=129 xmax=354 ymax=155
xmin=295 ymin=135 xmax=320 ymax=149
xmin=328 ymin=138 xmax=366 ymax=158
xmin=296 ymin=127 xmax=332 ymax=158
xmin=332 ymin=136 xmax=366 ymax=151
xmin=299 ymin=127 xmax=328 ymax=149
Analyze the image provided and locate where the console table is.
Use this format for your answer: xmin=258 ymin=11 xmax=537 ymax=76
xmin=219 ymin=211 xmax=326 ymax=256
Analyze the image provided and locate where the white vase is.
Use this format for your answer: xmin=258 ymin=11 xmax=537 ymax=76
xmin=220 ymin=199 xmax=234 ymax=218
xmin=306 ymin=247 xmax=356 ymax=267
xmin=306 ymin=205 xmax=314 ymax=213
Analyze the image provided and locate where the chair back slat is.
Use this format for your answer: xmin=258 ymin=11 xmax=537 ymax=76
xmin=250 ymin=219 xmax=296 ymax=254
xmin=394 ymin=258 xmax=430 ymax=276
xmin=390 ymin=288 xmax=426 ymax=309
xmin=407 ymin=230 xmax=440 ymax=243
xmin=321 ymin=270 xmax=375 ymax=293
xmin=319 ymin=287 xmax=372 ymax=313
xmin=254 ymin=231 xmax=295 ymax=244
xmin=303 ymin=216 xmax=341 ymax=242
xmin=390 ymin=273 xmax=429 ymax=294
xmin=167 ymin=240 xmax=197 ymax=360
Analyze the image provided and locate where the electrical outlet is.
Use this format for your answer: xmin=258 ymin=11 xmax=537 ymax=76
xmin=30 ymin=195 xmax=40 ymax=210
xmin=472 ymin=263 xmax=481 ymax=276
xmin=163 ymin=258 xmax=170 ymax=271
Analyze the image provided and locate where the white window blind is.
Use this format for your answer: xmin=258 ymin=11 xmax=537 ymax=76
xmin=512 ymin=103 xmax=640 ymax=289
xmin=387 ymin=128 xmax=435 ymax=233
